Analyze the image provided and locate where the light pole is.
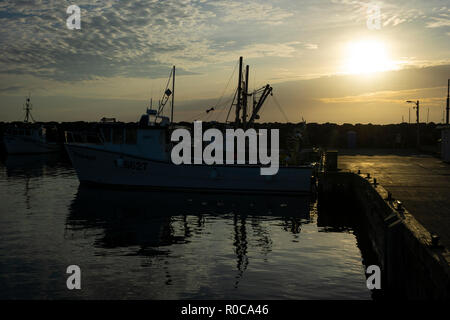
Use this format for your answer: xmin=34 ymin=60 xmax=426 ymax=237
xmin=406 ymin=100 xmax=420 ymax=148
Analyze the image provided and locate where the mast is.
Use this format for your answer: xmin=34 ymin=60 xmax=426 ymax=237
xmin=242 ymin=65 xmax=249 ymax=126
xmin=24 ymin=95 xmax=33 ymax=123
xmin=171 ymin=65 xmax=175 ymax=124
xmin=235 ymin=56 xmax=243 ymax=126
xmin=228 ymin=57 xmax=272 ymax=128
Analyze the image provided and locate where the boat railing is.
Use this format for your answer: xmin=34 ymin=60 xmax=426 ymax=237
xmin=65 ymin=131 xmax=103 ymax=144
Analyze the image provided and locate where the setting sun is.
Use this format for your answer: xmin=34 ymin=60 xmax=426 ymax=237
xmin=343 ymin=40 xmax=397 ymax=74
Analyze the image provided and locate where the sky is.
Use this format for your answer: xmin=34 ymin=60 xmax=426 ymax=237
xmin=0 ymin=0 xmax=449 ymax=124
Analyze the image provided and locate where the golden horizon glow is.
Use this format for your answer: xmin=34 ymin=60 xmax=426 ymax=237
xmin=343 ymin=40 xmax=398 ymax=75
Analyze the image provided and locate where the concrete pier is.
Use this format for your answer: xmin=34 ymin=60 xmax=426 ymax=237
xmin=338 ymin=149 xmax=450 ymax=249
xmin=319 ymin=149 xmax=450 ymax=299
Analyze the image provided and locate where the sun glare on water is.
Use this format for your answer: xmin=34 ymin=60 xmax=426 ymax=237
xmin=343 ymin=40 xmax=397 ymax=74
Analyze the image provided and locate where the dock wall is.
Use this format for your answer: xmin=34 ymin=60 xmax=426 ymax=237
xmin=319 ymin=171 xmax=450 ymax=299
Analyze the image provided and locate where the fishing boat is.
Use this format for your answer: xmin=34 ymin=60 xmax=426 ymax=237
xmin=65 ymin=57 xmax=318 ymax=194
xmin=3 ymin=96 xmax=59 ymax=154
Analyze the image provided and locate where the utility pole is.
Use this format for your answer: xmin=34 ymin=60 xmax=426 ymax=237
xmin=406 ymin=100 xmax=420 ymax=148
xmin=415 ymin=100 xmax=420 ymax=147
xmin=416 ymin=101 xmax=419 ymax=124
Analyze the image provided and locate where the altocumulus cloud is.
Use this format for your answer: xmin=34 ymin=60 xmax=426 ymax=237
xmin=0 ymin=0 xmax=295 ymax=82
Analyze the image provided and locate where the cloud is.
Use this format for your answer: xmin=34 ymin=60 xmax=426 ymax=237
xmin=0 ymin=0 xmax=298 ymax=81
xmin=0 ymin=86 xmax=23 ymax=93
xmin=0 ymin=0 xmax=217 ymax=81
xmin=317 ymin=87 xmax=444 ymax=105
xmin=426 ymin=13 xmax=450 ymax=28
xmin=304 ymin=43 xmax=318 ymax=50
xmin=208 ymin=0 xmax=293 ymax=25
xmin=0 ymin=0 xmax=448 ymax=102
xmin=329 ymin=0 xmax=425 ymax=28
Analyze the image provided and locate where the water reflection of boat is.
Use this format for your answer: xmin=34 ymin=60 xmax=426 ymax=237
xmin=1 ymin=153 xmax=70 ymax=210
xmin=67 ymin=186 xmax=312 ymax=285
xmin=2 ymin=153 xmax=66 ymax=178
xmin=68 ymin=185 xmax=311 ymax=220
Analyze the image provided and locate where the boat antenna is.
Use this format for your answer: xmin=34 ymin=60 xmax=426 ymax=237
xmin=146 ymin=97 xmax=153 ymax=114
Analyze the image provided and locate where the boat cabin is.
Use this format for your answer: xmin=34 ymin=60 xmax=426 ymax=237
xmin=65 ymin=110 xmax=171 ymax=161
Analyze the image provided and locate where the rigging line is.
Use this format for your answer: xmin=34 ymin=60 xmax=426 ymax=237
xmin=225 ymin=88 xmax=238 ymax=123
xmin=214 ymin=60 xmax=238 ymax=109
xmin=216 ymin=85 xmax=237 ymax=122
xmin=188 ymin=110 xmax=208 ymax=122
xmin=213 ymin=61 xmax=239 ymax=122
xmin=204 ymin=110 xmax=213 ymax=122
xmin=271 ymin=95 xmax=290 ymax=123
xmin=219 ymin=94 xmax=237 ymax=122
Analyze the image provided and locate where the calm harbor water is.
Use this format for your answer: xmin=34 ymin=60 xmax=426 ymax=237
xmin=0 ymin=153 xmax=372 ymax=299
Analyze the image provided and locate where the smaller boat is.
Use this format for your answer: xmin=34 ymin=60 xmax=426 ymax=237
xmin=3 ymin=96 xmax=60 ymax=154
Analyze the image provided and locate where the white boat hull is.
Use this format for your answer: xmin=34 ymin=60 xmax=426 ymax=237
xmin=3 ymin=135 xmax=60 ymax=154
xmin=65 ymin=144 xmax=314 ymax=194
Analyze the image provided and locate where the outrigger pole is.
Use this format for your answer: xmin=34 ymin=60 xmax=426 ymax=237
xmin=157 ymin=66 xmax=175 ymax=120
xmin=247 ymin=84 xmax=272 ymax=127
